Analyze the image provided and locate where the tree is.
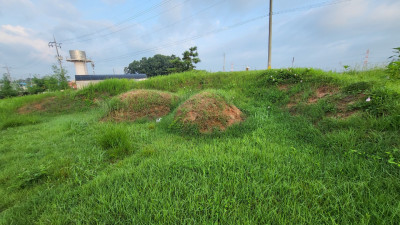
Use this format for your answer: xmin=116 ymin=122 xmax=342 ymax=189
xmin=51 ymin=65 xmax=69 ymax=90
xmin=182 ymin=46 xmax=201 ymax=71
xmin=168 ymin=46 xmax=201 ymax=73
xmin=27 ymin=76 xmax=46 ymax=94
xmin=125 ymin=47 xmax=201 ymax=76
xmin=0 ymin=74 xmax=18 ymax=98
xmin=124 ymin=54 xmax=178 ymax=77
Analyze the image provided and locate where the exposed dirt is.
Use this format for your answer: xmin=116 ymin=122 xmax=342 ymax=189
xmin=278 ymin=84 xmax=291 ymax=91
xmin=175 ymin=92 xmax=243 ymax=134
xmin=327 ymin=93 xmax=366 ymax=119
xmin=286 ymin=92 xmax=303 ymax=109
xmin=307 ymin=86 xmax=339 ymax=104
xmin=18 ymin=97 xmax=57 ymax=114
xmin=285 ymin=85 xmax=366 ymax=120
xmin=105 ymin=90 xmax=178 ymax=122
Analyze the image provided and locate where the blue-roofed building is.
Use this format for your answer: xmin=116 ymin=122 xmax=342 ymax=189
xmin=74 ymin=74 xmax=147 ymax=89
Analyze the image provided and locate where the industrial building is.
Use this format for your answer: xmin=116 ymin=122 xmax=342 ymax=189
xmin=67 ymin=50 xmax=146 ymax=89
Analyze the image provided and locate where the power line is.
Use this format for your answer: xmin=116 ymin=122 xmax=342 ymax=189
xmin=94 ymin=0 xmax=226 ymax=53
xmin=66 ymin=0 xmax=194 ymax=44
xmin=61 ymin=0 xmax=178 ymax=44
xmin=95 ymin=0 xmax=351 ymax=64
xmin=96 ymin=15 xmax=267 ymax=63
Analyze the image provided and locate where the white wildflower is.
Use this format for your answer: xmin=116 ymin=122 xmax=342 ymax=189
xmin=366 ymin=97 xmax=371 ymax=102
xmin=156 ymin=118 xmax=162 ymax=123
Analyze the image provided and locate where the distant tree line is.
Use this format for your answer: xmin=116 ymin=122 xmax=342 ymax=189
xmin=124 ymin=46 xmax=200 ymax=77
xmin=0 ymin=65 xmax=69 ymax=99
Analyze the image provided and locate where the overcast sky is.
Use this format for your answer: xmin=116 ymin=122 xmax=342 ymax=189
xmin=1 ymin=0 xmax=399 ymax=79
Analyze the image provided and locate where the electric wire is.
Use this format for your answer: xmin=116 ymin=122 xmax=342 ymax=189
xmin=66 ymin=0 xmax=194 ymax=44
xmin=61 ymin=0 xmax=175 ymax=43
xmin=95 ymin=0 xmax=352 ymax=64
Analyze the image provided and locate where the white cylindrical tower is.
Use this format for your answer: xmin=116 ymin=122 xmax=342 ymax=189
xmin=67 ymin=50 xmax=92 ymax=75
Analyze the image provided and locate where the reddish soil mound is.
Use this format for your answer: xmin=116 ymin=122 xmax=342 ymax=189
xmin=105 ymin=90 xmax=179 ymax=122
xmin=175 ymin=92 xmax=243 ymax=133
xmin=18 ymin=97 xmax=57 ymax=114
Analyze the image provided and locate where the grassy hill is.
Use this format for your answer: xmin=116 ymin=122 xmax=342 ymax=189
xmin=1 ymin=68 xmax=400 ymax=224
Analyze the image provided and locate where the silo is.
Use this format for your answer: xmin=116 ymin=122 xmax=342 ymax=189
xmin=66 ymin=50 xmax=92 ymax=75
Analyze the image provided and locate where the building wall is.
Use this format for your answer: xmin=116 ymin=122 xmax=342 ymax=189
xmin=75 ymin=62 xmax=89 ymax=75
xmin=75 ymin=78 xmax=147 ymax=89
xmin=76 ymin=80 xmax=101 ymax=89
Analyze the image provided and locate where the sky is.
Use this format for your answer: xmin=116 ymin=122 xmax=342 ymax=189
xmin=0 ymin=0 xmax=399 ymax=80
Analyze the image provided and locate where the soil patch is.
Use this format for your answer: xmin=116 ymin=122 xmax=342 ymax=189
xmin=278 ymin=84 xmax=291 ymax=91
xmin=307 ymin=86 xmax=339 ymax=104
xmin=105 ymin=90 xmax=179 ymax=122
xmin=328 ymin=93 xmax=366 ymax=119
xmin=286 ymin=92 xmax=303 ymax=110
xmin=175 ymin=92 xmax=243 ymax=134
xmin=18 ymin=97 xmax=57 ymax=114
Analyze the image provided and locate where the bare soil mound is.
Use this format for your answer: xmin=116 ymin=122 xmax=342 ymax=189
xmin=174 ymin=92 xmax=243 ymax=134
xmin=105 ymin=90 xmax=179 ymax=122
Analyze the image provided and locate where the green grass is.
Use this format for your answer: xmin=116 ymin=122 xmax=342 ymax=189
xmin=1 ymin=68 xmax=400 ymax=224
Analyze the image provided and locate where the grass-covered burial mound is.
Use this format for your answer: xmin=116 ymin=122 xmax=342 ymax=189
xmin=104 ymin=89 xmax=179 ymax=122
xmin=172 ymin=91 xmax=243 ymax=134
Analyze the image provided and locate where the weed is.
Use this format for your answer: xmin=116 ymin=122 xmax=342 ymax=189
xmin=342 ymin=81 xmax=371 ymax=94
xmin=0 ymin=115 xmax=41 ymax=130
xmin=17 ymin=165 xmax=48 ymax=188
xmin=97 ymin=124 xmax=132 ymax=159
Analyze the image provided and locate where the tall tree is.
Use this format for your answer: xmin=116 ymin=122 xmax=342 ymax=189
xmin=169 ymin=46 xmax=201 ymax=73
xmin=182 ymin=46 xmax=201 ymax=71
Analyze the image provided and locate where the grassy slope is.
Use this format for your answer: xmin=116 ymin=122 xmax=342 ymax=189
xmin=0 ymin=69 xmax=400 ymax=224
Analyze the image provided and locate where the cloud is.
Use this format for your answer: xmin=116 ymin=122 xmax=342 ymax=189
xmin=0 ymin=25 xmax=53 ymax=62
xmin=101 ymin=0 xmax=126 ymax=4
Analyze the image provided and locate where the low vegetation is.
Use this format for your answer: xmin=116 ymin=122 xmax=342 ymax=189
xmin=0 ymin=67 xmax=399 ymax=224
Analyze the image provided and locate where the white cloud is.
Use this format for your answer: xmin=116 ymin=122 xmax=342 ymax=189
xmin=0 ymin=25 xmax=53 ymax=62
xmin=101 ymin=0 xmax=126 ymax=4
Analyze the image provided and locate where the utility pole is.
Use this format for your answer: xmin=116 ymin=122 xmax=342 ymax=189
xmin=363 ymin=49 xmax=369 ymax=70
xmin=268 ymin=0 xmax=273 ymax=70
xmin=91 ymin=62 xmax=96 ymax=75
xmin=2 ymin=64 xmax=12 ymax=81
xmin=48 ymin=35 xmax=63 ymax=73
xmin=223 ymin=53 xmax=226 ymax=72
